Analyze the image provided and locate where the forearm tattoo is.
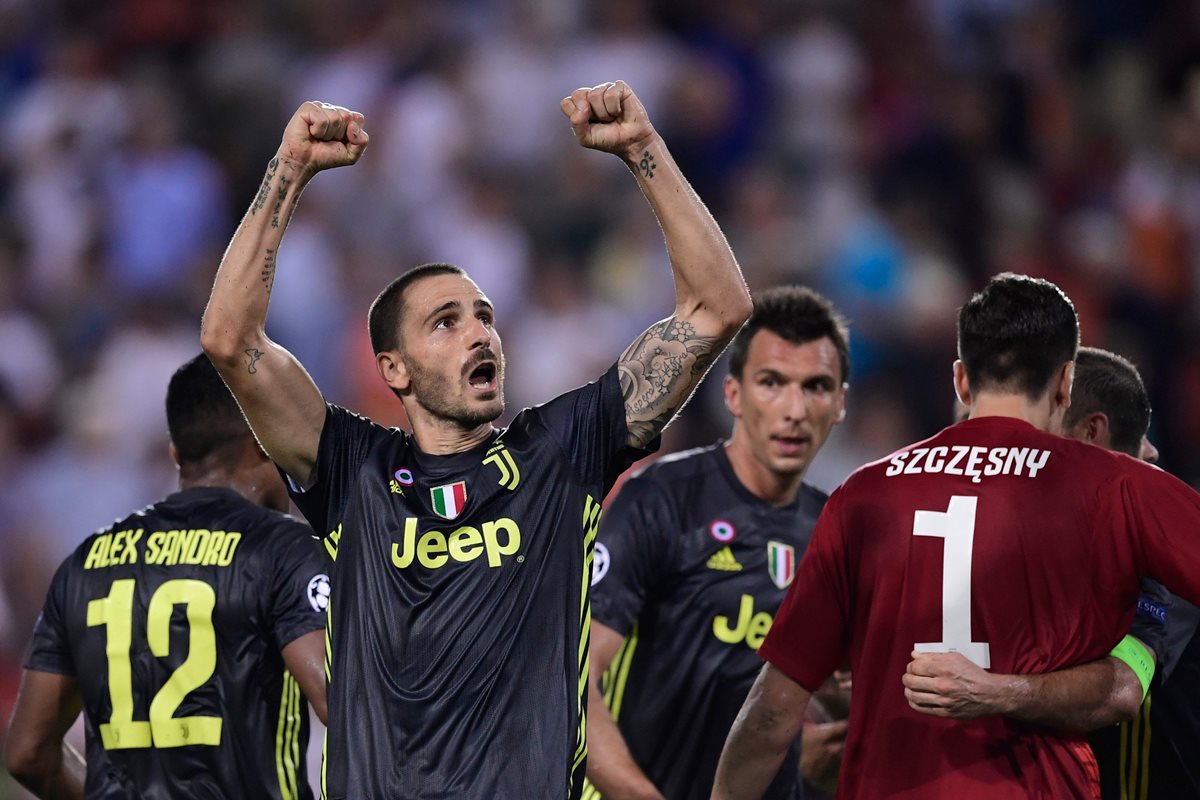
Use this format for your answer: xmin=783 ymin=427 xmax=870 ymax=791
xmin=618 ymin=317 xmax=721 ymax=448
xmin=270 ymin=173 xmax=292 ymax=229
xmin=261 ymin=248 xmax=277 ymax=291
xmin=251 ymin=158 xmax=278 ymax=215
xmin=245 ymin=348 xmax=264 ymax=374
xmin=637 ymin=151 xmax=657 ymax=179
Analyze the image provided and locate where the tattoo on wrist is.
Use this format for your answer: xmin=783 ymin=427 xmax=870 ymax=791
xmin=638 ymin=151 xmax=657 ymax=179
xmin=618 ymin=317 xmax=721 ymax=447
xmin=270 ymin=174 xmax=292 ymax=229
xmin=251 ymin=158 xmax=278 ymax=215
xmin=246 ymin=348 xmax=264 ymax=374
xmin=261 ymin=248 xmax=277 ymax=291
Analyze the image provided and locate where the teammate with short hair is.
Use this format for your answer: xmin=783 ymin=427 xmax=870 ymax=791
xmin=713 ymin=274 xmax=1200 ymax=799
xmin=905 ymin=346 xmax=1200 ymax=800
xmin=585 ymin=286 xmax=850 ymax=800
xmin=4 ymin=354 xmax=328 ymax=800
xmin=200 ymin=81 xmax=751 ymax=799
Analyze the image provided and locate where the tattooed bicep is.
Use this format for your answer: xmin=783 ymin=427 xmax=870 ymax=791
xmin=617 ymin=316 xmax=723 ymax=448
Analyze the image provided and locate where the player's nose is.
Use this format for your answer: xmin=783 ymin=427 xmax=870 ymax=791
xmin=782 ymin=384 xmax=809 ymax=422
xmin=1139 ymin=436 xmax=1159 ymax=464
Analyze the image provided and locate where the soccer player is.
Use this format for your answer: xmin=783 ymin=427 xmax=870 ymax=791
xmin=584 ymin=286 xmax=850 ymax=800
xmin=712 ymin=274 xmax=1200 ymax=799
xmin=905 ymin=347 xmax=1200 ymax=800
xmin=4 ymin=354 xmax=328 ymax=799
xmin=200 ymin=81 xmax=751 ymax=799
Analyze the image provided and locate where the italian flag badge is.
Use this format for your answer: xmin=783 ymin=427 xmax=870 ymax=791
xmin=430 ymin=481 xmax=467 ymax=520
xmin=767 ymin=541 xmax=795 ymax=589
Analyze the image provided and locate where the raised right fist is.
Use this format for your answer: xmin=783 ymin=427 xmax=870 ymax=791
xmin=277 ymin=101 xmax=369 ymax=175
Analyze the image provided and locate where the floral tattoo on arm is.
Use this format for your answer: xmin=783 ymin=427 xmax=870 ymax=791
xmin=618 ymin=317 xmax=722 ymax=448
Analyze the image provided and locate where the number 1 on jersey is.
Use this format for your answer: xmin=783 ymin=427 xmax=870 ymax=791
xmin=913 ymin=496 xmax=991 ymax=668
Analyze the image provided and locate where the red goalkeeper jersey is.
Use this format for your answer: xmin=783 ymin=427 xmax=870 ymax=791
xmin=761 ymin=416 xmax=1200 ymax=800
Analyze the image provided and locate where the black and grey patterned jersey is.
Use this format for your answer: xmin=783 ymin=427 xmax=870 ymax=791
xmin=1094 ymin=579 xmax=1200 ymax=800
xmin=24 ymin=487 xmax=327 ymax=800
xmin=289 ymin=364 xmax=650 ymax=800
xmin=585 ymin=442 xmax=828 ymax=800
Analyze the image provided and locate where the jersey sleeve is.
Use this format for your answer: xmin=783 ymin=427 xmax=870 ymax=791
xmin=1128 ymin=579 xmax=1171 ymax=664
xmin=266 ymin=519 xmax=330 ymax=649
xmin=286 ymin=403 xmax=389 ymax=538
xmin=590 ymin=475 xmax=679 ymax=636
xmin=757 ymin=485 xmax=851 ymax=693
xmin=1109 ymin=463 xmax=1200 ymax=609
xmin=23 ymin=557 xmax=76 ymax=676
xmin=528 ymin=363 xmax=658 ymax=495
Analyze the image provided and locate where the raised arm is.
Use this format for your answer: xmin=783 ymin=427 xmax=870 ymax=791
xmin=902 ymin=642 xmax=1152 ymax=732
xmin=712 ymin=663 xmax=812 ymax=800
xmin=201 ymin=102 xmax=368 ymax=485
xmin=586 ymin=622 xmax=665 ymax=800
xmin=560 ymin=82 xmax=752 ymax=449
xmin=4 ymin=670 xmax=85 ymax=800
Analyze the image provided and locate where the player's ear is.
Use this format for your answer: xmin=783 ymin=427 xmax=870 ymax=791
xmin=1055 ymin=361 xmax=1074 ymax=410
xmin=1082 ymin=412 xmax=1110 ymax=446
xmin=169 ymin=442 xmax=181 ymax=469
xmin=377 ymin=350 xmax=411 ymax=393
xmin=834 ymin=383 xmax=848 ymax=424
xmin=723 ymin=374 xmax=741 ymax=418
xmin=952 ymin=360 xmax=972 ymax=408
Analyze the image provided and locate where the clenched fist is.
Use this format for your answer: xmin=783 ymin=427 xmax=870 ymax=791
xmin=560 ymin=81 xmax=656 ymax=161
xmin=277 ymin=101 xmax=369 ymax=176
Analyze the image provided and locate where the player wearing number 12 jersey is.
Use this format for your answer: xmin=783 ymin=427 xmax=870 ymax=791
xmin=714 ymin=274 xmax=1200 ymax=799
xmin=4 ymin=355 xmax=328 ymax=799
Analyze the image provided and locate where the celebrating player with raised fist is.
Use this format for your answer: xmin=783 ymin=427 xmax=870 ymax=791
xmin=201 ymin=83 xmax=750 ymax=799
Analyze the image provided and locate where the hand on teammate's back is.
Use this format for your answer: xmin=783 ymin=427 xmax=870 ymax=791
xmin=902 ymin=650 xmax=1003 ymax=720
xmin=560 ymin=81 xmax=656 ymax=159
xmin=277 ymin=101 xmax=369 ymax=176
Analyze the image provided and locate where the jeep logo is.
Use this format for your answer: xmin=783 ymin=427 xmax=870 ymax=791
xmin=391 ymin=517 xmax=522 ymax=569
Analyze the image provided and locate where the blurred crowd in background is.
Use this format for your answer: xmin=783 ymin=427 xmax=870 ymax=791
xmin=3 ymin=0 xmax=1200 ymax=794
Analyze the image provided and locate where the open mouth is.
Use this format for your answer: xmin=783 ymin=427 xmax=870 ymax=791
xmin=467 ymin=361 xmax=498 ymax=393
xmin=772 ymin=435 xmax=811 ymax=455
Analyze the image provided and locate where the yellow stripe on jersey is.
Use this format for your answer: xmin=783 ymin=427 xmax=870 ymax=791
xmin=581 ymin=623 xmax=641 ymax=799
xmin=1138 ymin=692 xmax=1152 ymax=800
xmin=275 ymin=672 xmax=302 ymax=800
xmin=322 ymin=597 xmax=334 ymax=799
xmin=573 ymin=495 xmax=604 ymax=783
xmin=1118 ymin=691 xmax=1154 ymax=800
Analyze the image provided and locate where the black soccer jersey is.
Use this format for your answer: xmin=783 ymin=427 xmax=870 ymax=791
xmin=24 ymin=487 xmax=327 ymax=800
xmin=585 ymin=442 xmax=828 ymax=800
xmin=288 ymin=364 xmax=648 ymax=800
xmin=1095 ymin=580 xmax=1200 ymax=800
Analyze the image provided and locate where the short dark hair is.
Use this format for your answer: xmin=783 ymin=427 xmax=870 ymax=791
xmin=368 ymin=263 xmax=466 ymax=354
xmin=166 ymin=354 xmax=252 ymax=464
xmin=957 ymin=273 xmax=1079 ymax=399
xmin=728 ymin=286 xmax=851 ymax=383
xmin=1063 ymin=347 xmax=1150 ymax=457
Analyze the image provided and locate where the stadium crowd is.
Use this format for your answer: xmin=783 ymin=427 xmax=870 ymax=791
xmin=3 ymin=0 xmax=1200 ymax=795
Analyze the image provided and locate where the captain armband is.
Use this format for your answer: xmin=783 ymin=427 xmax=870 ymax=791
xmin=1109 ymin=635 xmax=1155 ymax=702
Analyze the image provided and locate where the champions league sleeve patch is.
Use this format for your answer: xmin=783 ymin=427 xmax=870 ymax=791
xmin=307 ymin=574 xmax=332 ymax=613
xmin=591 ymin=543 xmax=611 ymax=585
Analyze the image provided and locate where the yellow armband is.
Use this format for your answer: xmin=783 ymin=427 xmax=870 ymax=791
xmin=1109 ymin=635 xmax=1155 ymax=702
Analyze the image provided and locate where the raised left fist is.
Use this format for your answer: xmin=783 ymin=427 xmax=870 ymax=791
xmin=560 ymin=81 xmax=656 ymax=160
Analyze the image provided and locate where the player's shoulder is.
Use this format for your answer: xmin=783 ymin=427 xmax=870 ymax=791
xmin=508 ymin=363 xmax=622 ymax=430
xmin=633 ymin=442 xmax=724 ymax=484
xmin=795 ymin=480 xmax=830 ymax=511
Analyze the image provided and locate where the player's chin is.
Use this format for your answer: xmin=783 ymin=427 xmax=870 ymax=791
xmin=769 ymin=451 xmax=811 ymax=477
xmin=465 ymin=394 xmax=505 ymax=423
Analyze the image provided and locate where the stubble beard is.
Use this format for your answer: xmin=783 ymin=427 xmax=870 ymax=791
xmin=407 ymin=356 xmax=506 ymax=428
